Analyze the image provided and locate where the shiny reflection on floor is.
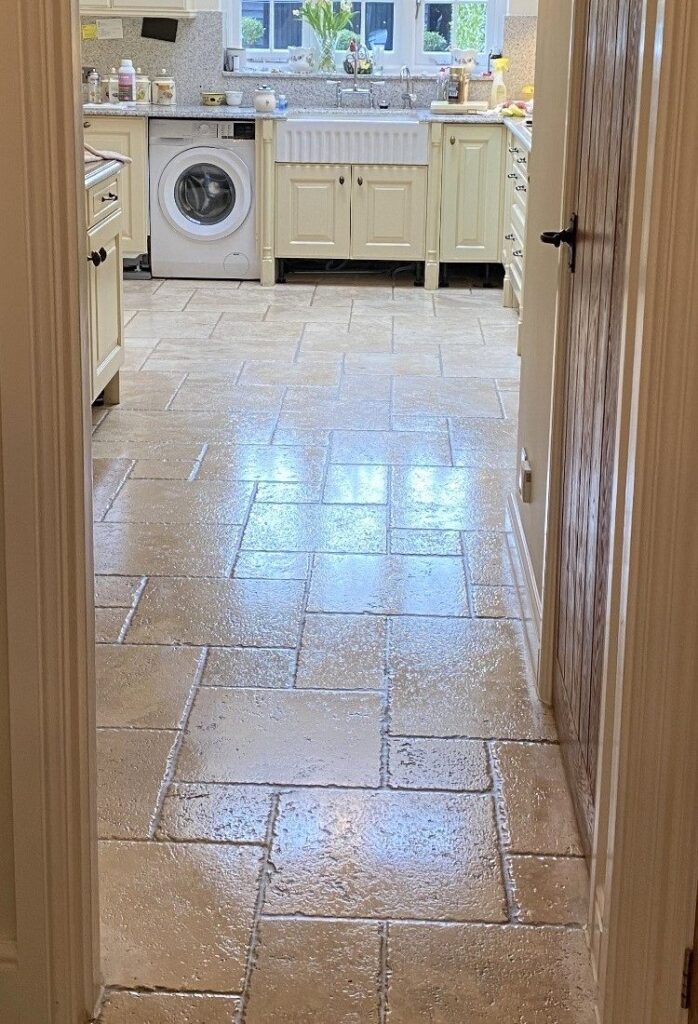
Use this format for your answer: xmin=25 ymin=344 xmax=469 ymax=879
xmin=94 ymin=273 xmax=594 ymax=1024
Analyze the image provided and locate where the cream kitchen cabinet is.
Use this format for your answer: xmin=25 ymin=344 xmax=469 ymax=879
xmin=275 ymin=162 xmax=426 ymax=262
xmin=79 ymin=0 xmax=217 ymax=15
xmin=85 ymin=168 xmax=124 ymax=403
xmin=501 ymin=126 xmax=531 ymax=350
xmin=440 ymin=125 xmax=505 ymax=263
xmin=275 ymin=163 xmax=351 ymax=259
xmin=83 ymin=116 xmax=148 ymax=261
xmin=351 ymin=165 xmax=427 ymax=260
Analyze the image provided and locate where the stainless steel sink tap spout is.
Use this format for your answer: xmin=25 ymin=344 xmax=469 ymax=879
xmin=400 ymin=65 xmax=417 ymax=109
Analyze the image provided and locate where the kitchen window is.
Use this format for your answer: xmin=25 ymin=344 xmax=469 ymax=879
xmin=226 ymin=0 xmax=504 ymax=67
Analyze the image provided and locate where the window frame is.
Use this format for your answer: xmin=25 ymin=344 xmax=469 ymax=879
xmin=225 ymin=0 xmax=504 ymax=70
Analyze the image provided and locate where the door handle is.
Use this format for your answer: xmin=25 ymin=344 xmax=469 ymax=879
xmin=541 ymin=213 xmax=578 ymax=273
xmin=87 ymin=250 xmax=101 ymax=266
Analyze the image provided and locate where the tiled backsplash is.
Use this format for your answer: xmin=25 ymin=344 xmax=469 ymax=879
xmin=81 ymin=12 xmax=536 ymax=107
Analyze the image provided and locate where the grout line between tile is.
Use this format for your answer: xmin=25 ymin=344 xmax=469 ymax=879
xmin=236 ymin=793 xmax=281 ymax=1024
xmin=379 ymin=920 xmax=390 ymax=1024
xmin=486 ymin=739 xmax=519 ymax=924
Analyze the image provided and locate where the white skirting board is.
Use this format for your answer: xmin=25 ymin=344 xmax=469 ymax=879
xmin=507 ymin=492 xmax=544 ymax=698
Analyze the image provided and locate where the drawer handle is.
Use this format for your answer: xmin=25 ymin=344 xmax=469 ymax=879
xmin=517 ymin=156 xmax=527 ymax=163
xmin=339 ymin=175 xmax=345 ymax=185
xmin=84 ymin=121 xmax=91 ymax=128
xmin=357 ymin=176 xmax=363 ymax=185
xmin=513 ymin=249 xmax=524 ymax=258
xmin=450 ymin=135 xmax=456 ymax=145
xmin=508 ymin=173 xmax=517 ymax=179
xmin=508 ymin=146 xmax=519 ymax=154
xmin=515 ymin=184 xmax=527 ymax=192
xmin=101 ymin=191 xmax=119 ymax=203
xmin=505 ymin=233 xmax=515 ymax=241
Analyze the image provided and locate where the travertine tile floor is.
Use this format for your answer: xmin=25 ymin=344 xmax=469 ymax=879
xmin=93 ymin=273 xmax=595 ymax=1023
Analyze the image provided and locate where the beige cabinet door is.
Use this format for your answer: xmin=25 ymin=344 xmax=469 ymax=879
xmin=87 ymin=210 xmax=125 ymax=402
xmin=83 ymin=117 xmax=148 ymax=258
xmin=275 ymin=163 xmax=351 ymax=259
xmin=440 ymin=126 xmax=505 ymax=262
xmin=350 ymin=165 xmax=427 ymax=260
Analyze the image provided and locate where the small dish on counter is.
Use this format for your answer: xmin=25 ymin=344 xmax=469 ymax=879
xmin=201 ymin=91 xmax=226 ymax=106
xmin=225 ymin=90 xmax=243 ymax=106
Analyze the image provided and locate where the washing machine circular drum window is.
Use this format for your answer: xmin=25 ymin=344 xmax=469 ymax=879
xmin=158 ymin=146 xmax=253 ymax=241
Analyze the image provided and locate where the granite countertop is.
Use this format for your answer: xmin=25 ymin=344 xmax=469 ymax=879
xmin=84 ymin=157 xmax=123 ymax=190
xmin=504 ymin=116 xmax=533 ymax=151
xmin=83 ymin=102 xmax=505 ymax=126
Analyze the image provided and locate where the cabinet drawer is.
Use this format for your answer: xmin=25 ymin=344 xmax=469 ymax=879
xmin=511 ymin=201 xmax=526 ymax=246
xmin=87 ymin=175 xmax=121 ymax=228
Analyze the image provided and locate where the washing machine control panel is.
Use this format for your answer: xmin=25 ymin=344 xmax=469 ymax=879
xmin=194 ymin=122 xmax=219 ymax=138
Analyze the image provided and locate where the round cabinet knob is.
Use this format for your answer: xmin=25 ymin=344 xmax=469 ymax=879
xmin=87 ymin=250 xmax=101 ymax=266
xmin=450 ymin=135 xmax=456 ymax=145
xmin=357 ymin=176 xmax=363 ymax=186
xmin=339 ymin=175 xmax=345 ymax=185
xmin=98 ymin=247 xmax=108 ymax=263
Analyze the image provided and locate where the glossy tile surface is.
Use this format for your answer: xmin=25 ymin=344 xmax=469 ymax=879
xmin=96 ymin=276 xmax=592 ymax=1022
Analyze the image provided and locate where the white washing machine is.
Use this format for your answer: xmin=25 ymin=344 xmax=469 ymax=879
xmin=149 ymin=119 xmax=259 ymax=280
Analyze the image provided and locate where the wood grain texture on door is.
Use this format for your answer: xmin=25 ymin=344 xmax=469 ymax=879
xmin=553 ymin=0 xmax=642 ymax=856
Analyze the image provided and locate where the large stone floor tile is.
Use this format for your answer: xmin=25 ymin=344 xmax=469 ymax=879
xmin=126 ymin=577 xmax=305 ymax=647
xmin=390 ymin=617 xmax=557 ymax=740
xmin=170 ymin=380 xmax=285 ymax=412
xmin=117 ymin=370 xmax=187 ymax=410
xmin=308 ymin=554 xmax=469 ymax=617
xmin=100 ymin=841 xmax=263 ymax=991
xmin=323 ymin=464 xmax=388 ymax=504
xmin=390 ymin=466 xmax=511 ymax=531
xmin=201 ymin=646 xmax=296 ymax=688
xmin=234 ymin=550 xmax=311 ymax=580
xmin=97 ymin=728 xmax=174 ymax=839
xmin=388 ymin=923 xmax=596 ymax=1023
xmin=94 ymin=575 xmax=143 ymax=608
xmin=509 ymin=855 xmax=589 ymax=926
xmin=388 ymin=737 xmax=490 ymax=791
xmin=463 ymin=530 xmax=515 ymax=585
xmin=99 ymin=991 xmax=241 ymax=1023
xmin=493 ymin=741 xmax=583 ymax=855
xmin=296 ymin=613 xmax=387 ymax=690
xmin=392 ymin=376 xmax=501 ymax=417
xmin=242 ymin=503 xmax=387 ymax=554
xmin=96 ymin=644 xmax=204 ymax=728
xmin=104 ymin=478 xmax=254 ymax=525
xmin=126 ymin=311 xmax=220 ymax=339
xmin=441 ymin=344 xmax=521 ymax=379
xmin=265 ymin=789 xmax=506 ymax=921
xmin=239 ymin=358 xmax=341 ymax=387
xmin=450 ymin=417 xmax=518 ymax=469
xmin=344 ymin=351 xmax=441 ymax=376
xmin=330 ymin=429 xmax=451 ymax=467
xmin=246 ymin=919 xmax=381 ymax=1024
xmin=198 ymin=443 xmax=326 ymax=483
xmin=93 ymin=409 xmax=277 ymax=445
xmin=390 ymin=528 xmax=461 ymax=555
xmin=176 ymin=689 xmax=382 ymax=786
xmin=94 ymin=521 xmax=241 ymax=577
xmin=157 ymin=782 xmax=273 ymax=842
xmin=278 ymin=398 xmax=390 ymax=431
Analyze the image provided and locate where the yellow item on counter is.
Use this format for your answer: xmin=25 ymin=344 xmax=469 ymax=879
xmin=501 ymin=104 xmax=526 ymax=118
xmin=490 ymin=56 xmax=510 ymax=108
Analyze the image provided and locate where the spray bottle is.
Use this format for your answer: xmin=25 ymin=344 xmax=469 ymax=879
xmin=490 ymin=56 xmax=510 ymax=108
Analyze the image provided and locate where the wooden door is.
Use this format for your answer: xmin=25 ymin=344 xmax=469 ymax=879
xmin=553 ymin=0 xmax=642 ymax=855
xmin=350 ymin=165 xmax=426 ymax=260
xmin=87 ymin=210 xmax=124 ymax=401
xmin=275 ymin=163 xmax=351 ymax=259
xmin=440 ymin=125 xmax=504 ymax=262
xmin=83 ymin=117 xmax=149 ymax=258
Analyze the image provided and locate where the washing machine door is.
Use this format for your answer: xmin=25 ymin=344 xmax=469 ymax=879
xmin=158 ymin=146 xmax=253 ymax=241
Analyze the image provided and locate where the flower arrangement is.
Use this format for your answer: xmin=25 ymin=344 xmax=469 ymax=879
xmin=293 ymin=0 xmax=356 ymax=71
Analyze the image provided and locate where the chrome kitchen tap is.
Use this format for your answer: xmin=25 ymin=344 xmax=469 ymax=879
xmin=400 ymin=65 xmax=417 ymax=109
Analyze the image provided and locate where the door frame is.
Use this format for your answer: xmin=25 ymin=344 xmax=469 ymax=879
xmin=0 ymin=1 xmax=100 ymax=1021
xmin=2 ymin=0 xmax=698 ymax=1021
xmin=538 ymin=0 xmax=698 ymax=1019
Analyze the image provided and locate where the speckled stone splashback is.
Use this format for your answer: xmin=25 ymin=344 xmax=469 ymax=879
xmin=81 ymin=11 xmax=536 ymax=108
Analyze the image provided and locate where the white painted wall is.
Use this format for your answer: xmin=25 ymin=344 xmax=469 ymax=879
xmin=508 ymin=0 xmax=538 ymax=15
xmin=515 ymin=0 xmax=573 ymax=594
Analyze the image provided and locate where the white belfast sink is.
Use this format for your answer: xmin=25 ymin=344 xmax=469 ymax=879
xmin=275 ymin=113 xmax=429 ymax=165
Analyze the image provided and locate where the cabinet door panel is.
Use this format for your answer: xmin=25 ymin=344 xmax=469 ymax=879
xmin=275 ymin=164 xmax=351 ymax=258
xmin=87 ymin=212 xmax=125 ymax=402
xmin=351 ymin=165 xmax=426 ymax=260
xmin=83 ymin=117 xmax=148 ymax=258
xmin=440 ymin=127 xmax=504 ymax=262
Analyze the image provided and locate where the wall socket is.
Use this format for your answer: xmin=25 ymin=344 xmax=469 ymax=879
xmin=518 ymin=448 xmax=533 ymax=503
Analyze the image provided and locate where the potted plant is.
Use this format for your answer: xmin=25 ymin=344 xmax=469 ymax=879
xmin=293 ymin=0 xmax=356 ymax=72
